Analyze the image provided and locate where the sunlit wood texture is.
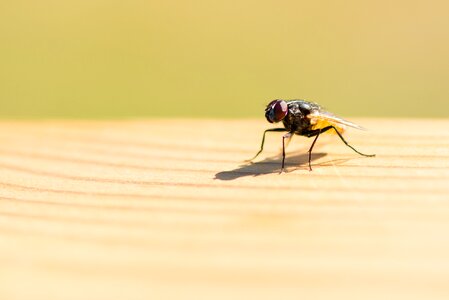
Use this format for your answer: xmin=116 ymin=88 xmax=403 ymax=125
xmin=0 ymin=119 xmax=448 ymax=300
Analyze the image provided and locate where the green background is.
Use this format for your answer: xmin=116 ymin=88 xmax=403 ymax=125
xmin=1 ymin=0 xmax=448 ymax=119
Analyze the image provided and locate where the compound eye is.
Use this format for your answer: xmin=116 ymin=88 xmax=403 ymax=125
xmin=265 ymin=100 xmax=278 ymax=111
xmin=265 ymin=100 xmax=288 ymax=123
xmin=272 ymin=100 xmax=288 ymax=122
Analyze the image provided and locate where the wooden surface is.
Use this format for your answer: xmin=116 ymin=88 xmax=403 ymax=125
xmin=0 ymin=119 xmax=449 ymax=300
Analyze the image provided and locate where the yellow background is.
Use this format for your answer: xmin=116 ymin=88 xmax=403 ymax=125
xmin=1 ymin=0 xmax=448 ymax=118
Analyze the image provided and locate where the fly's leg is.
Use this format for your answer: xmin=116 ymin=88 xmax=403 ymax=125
xmin=325 ymin=126 xmax=376 ymax=157
xmin=303 ymin=127 xmax=331 ymax=171
xmin=307 ymin=132 xmax=321 ymax=171
xmin=281 ymin=132 xmax=292 ymax=173
xmin=304 ymin=125 xmax=375 ymax=170
xmin=246 ymin=128 xmax=287 ymax=162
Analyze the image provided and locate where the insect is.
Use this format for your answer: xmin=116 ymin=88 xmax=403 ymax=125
xmin=248 ymin=99 xmax=375 ymax=172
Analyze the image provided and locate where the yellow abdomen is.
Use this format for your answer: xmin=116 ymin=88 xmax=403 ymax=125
xmin=310 ymin=119 xmax=345 ymax=134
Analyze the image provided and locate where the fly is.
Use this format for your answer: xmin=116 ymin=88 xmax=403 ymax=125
xmin=248 ymin=99 xmax=375 ymax=172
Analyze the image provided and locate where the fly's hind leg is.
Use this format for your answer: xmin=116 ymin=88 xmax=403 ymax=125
xmin=304 ymin=126 xmax=375 ymax=171
xmin=325 ymin=126 xmax=376 ymax=158
xmin=246 ymin=128 xmax=287 ymax=162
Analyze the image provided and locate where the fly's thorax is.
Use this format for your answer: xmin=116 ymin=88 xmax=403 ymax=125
xmin=282 ymin=101 xmax=312 ymax=134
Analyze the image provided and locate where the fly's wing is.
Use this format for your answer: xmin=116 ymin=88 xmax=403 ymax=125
xmin=307 ymin=109 xmax=366 ymax=133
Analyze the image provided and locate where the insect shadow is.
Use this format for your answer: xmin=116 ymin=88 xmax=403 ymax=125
xmin=214 ymin=151 xmax=328 ymax=181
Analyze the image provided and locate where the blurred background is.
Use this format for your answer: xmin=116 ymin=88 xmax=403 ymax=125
xmin=1 ymin=0 xmax=448 ymax=119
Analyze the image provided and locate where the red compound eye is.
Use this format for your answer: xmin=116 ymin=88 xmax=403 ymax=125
xmin=265 ymin=100 xmax=288 ymax=123
xmin=265 ymin=100 xmax=278 ymax=111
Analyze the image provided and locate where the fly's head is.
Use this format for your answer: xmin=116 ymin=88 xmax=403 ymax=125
xmin=265 ymin=100 xmax=288 ymax=123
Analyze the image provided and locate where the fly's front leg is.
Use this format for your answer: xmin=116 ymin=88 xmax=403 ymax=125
xmin=246 ymin=128 xmax=286 ymax=162
xmin=281 ymin=132 xmax=292 ymax=173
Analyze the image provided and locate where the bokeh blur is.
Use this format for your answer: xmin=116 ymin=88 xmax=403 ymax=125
xmin=1 ymin=0 xmax=448 ymax=118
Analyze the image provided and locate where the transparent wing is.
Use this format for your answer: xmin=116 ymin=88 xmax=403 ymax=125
xmin=307 ymin=110 xmax=367 ymax=131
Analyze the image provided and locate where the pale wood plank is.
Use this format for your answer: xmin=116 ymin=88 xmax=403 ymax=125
xmin=0 ymin=119 xmax=449 ymax=300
